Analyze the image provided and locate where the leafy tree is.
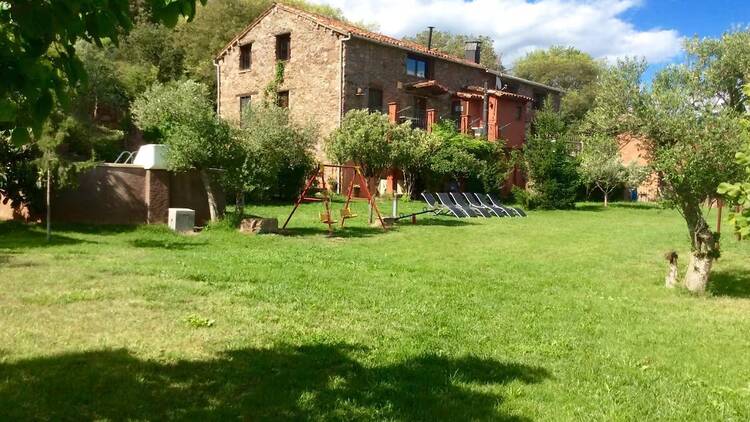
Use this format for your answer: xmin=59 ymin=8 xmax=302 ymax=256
xmin=718 ymin=85 xmax=750 ymax=240
xmin=0 ymin=137 xmax=43 ymax=215
xmin=132 ymin=80 xmax=231 ymax=222
xmin=118 ymin=20 xmax=187 ymax=83
xmin=325 ymin=110 xmax=398 ymax=178
xmin=390 ymin=125 xmax=436 ymax=198
xmin=227 ymin=103 xmax=316 ymax=216
xmin=405 ymin=30 xmax=502 ymax=70
xmin=579 ymin=135 xmax=628 ymax=206
xmin=638 ymin=67 xmax=745 ymax=293
xmin=684 ymin=29 xmax=750 ymax=112
xmin=579 ymin=58 xmax=647 ymax=136
xmin=75 ymin=42 xmax=130 ymax=125
xmin=428 ymin=121 xmax=508 ymax=193
xmin=580 ymin=53 xmax=748 ymax=293
xmin=0 ymin=0 xmax=204 ymax=146
xmin=512 ymin=46 xmax=603 ymax=122
xmin=519 ymin=106 xmax=579 ymax=209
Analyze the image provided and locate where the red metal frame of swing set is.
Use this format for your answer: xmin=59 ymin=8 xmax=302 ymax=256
xmin=281 ymin=164 xmax=387 ymax=233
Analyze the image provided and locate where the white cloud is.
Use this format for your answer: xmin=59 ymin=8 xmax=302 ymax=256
xmin=308 ymin=0 xmax=683 ymax=67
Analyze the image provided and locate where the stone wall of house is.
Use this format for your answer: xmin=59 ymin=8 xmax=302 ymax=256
xmin=343 ymin=38 xmax=494 ymax=123
xmin=216 ymin=7 xmax=344 ymax=159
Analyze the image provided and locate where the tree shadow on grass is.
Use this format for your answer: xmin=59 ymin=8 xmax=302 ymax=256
xmin=280 ymin=226 xmax=387 ymax=238
xmin=710 ymin=269 xmax=750 ymax=299
xmin=573 ymin=202 xmax=664 ymax=212
xmin=570 ymin=204 xmax=606 ymax=212
xmin=0 ymin=222 xmax=98 ymax=249
xmin=0 ymin=343 xmax=550 ymax=421
xmin=403 ymin=217 xmax=478 ymax=227
xmin=128 ymin=238 xmax=208 ymax=250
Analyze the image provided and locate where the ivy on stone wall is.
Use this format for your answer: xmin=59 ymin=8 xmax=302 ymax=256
xmin=263 ymin=61 xmax=286 ymax=106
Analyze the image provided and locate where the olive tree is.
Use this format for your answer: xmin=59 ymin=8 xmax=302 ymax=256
xmin=638 ymin=68 xmax=746 ymax=293
xmin=718 ymin=85 xmax=750 ymax=240
xmin=226 ymin=104 xmax=316 ymax=216
xmin=325 ymin=110 xmax=396 ymax=178
xmin=579 ymin=135 xmax=645 ymax=206
xmin=132 ymin=80 xmax=231 ymax=221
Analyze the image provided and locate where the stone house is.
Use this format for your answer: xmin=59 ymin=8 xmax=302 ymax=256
xmin=214 ymin=3 xmax=562 ymax=190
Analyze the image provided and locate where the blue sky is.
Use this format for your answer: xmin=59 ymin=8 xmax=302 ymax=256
xmin=311 ymin=0 xmax=750 ymax=79
xmin=625 ymin=0 xmax=750 ymax=79
xmin=625 ymin=0 xmax=749 ymax=39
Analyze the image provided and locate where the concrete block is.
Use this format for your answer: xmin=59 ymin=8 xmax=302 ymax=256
xmin=239 ymin=218 xmax=278 ymax=234
xmin=168 ymin=208 xmax=195 ymax=232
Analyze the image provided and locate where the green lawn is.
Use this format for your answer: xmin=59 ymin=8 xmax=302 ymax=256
xmin=1 ymin=199 xmax=749 ymax=421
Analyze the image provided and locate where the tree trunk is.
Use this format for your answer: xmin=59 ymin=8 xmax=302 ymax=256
xmin=604 ymin=192 xmax=609 ymax=207
xmin=685 ymin=253 xmax=713 ymax=293
xmin=235 ymin=191 xmax=245 ymax=219
xmin=46 ymin=169 xmax=51 ymax=242
xmin=682 ymin=202 xmax=718 ymax=293
xmin=200 ymin=169 xmax=219 ymax=222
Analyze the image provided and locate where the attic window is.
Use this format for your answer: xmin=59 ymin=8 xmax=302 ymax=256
xmin=276 ymin=33 xmax=291 ymax=61
xmin=239 ymin=43 xmax=252 ymax=70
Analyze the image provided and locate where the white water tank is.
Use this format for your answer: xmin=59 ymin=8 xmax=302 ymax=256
xmin=133 ymin=144 xmax=169 ymax=169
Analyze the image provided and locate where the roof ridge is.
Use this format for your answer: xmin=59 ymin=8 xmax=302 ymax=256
xmin=217 ymin=2 xmax=486 ymax=69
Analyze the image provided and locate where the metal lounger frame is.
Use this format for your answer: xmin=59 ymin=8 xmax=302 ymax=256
xmin=450 ymin=192 xmax=492 ymax=218
xmin=463 ymin=193 xmax=505 ymax=217
xmin=436 ymin=193 xmax=474 ymax=217
xmin=475 ymin=193 xmax=512 ymax=217
xmin=487 ymin=193 xmax=526 ymax=217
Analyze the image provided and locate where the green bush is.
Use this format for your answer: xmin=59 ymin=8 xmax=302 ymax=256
xmin=233 ymin=103 xmax=316 ymax=206
xmin=429 ymin=120 xmax=510 ymax=193
xmin=520 ymin=107 xmax=580 ymax=209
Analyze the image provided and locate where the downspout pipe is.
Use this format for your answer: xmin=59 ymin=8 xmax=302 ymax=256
xmin=482 ymin=81 xmax=489 ymax=138
xmin=214 ymin=58 xmax=221 ymax=115
xmin=338 ymin=33 xmax=352 ymax=194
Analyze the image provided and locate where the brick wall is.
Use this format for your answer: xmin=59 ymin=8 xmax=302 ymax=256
xmin=0 ymin=165 xmax=226 ymax=225
xmin=617 ymin=134 xmax=660 ymax=201
xmin=216 ymin=7 xmax=344 ymax=159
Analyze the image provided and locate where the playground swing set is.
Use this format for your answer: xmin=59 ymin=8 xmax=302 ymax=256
xmin=282 ymin=164 xmax=387 ymax=234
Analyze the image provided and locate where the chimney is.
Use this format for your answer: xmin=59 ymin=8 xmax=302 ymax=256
xmin=464 ymin=40 xmax=481 ymax=64
xmin=427 ymin=26 xmax=435 ymax=50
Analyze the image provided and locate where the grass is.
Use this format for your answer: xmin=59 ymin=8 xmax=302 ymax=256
xmin=1 ymin=198 xmax=749 ymax=420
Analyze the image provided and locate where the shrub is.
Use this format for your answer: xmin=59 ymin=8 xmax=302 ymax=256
xmin=520 ymin=106 xmax=579 ymax=209
xmin=429 ymin=120 xmax=509 ymax=193
xmin=132 ymin=80 xmax=232 ymax=221
xmin=228 ymin=103 xmax=316 ymax=211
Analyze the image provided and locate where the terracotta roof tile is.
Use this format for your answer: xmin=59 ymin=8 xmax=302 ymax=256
xmin=464 ymin=86 xmax=533 ymax=102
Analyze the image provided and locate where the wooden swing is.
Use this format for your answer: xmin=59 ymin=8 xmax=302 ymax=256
xmin=282 ymin=164 xmax=386 ymax=234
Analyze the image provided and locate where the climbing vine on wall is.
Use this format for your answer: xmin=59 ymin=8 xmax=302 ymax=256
xmin=263 ymin=60 xmax=285 ymax=105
